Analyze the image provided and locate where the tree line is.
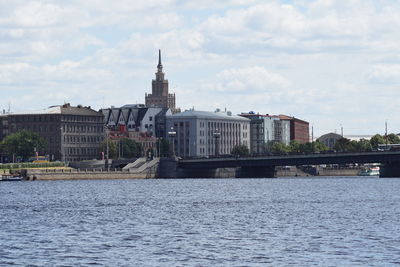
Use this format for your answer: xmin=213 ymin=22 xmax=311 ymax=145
xmin=99 ymin=137 xmax=171 ymax=159
xmin=0 ymin=130 xmax=47 ymax=161
xmin=0 ymin=130 xmax=171 ymax=162
xmin=230 ymin=133 xmax=400 ymax=156
xmin=267 ymin=133 xmax=400 ymax=155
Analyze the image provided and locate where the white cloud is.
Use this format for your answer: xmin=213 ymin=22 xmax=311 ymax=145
xmin=1 ymin=0 xmax=400 ymax=135
xmin=198 ymin=0 xmax=400 ymax=54
xmin=14 ymin=2 xmax=64 ymax=27
xmin=213 ymin=66 xmax=291 ymax=93
xmin=369 ymin=64 xmax=400 ymax=83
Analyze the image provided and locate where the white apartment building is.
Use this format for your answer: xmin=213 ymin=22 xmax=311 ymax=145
xmin=166 ymin=109 xmax=250 ymax=158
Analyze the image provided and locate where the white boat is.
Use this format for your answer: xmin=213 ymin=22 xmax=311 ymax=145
xmin=358 ymin=166 xmax=380 ymax=176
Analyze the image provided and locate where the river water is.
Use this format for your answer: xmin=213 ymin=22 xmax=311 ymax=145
xmin=1 ymin=177 xmax=400 ymax=266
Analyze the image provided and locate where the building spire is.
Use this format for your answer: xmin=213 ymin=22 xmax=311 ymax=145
xmin=157 ymin=49 xmax=163 ymax=71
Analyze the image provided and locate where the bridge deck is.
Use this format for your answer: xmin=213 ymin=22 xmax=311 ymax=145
xmin=178 ymin=151 xmax=400 ymax=169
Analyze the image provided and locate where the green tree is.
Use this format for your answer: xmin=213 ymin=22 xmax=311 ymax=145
xmin=99 ymin=138 xmax=118 ymax=159
xmin=351 ymin=139 xmax=372 ymax=152
xmin=370 ymin=134 xmax=385 ymax=149
xmin=262 ymin=141 xmax=274 ymax=153
xmin=312 ymin=141 xmax=329 ymax=153
xmin=299 ymin=142 xmax=314 ymax=154
xmin=156 ymin=138 xmax=171 ymax=157
xmin=333 ymin=138 xmax=353 ymax=152
xmin=281 ymin=141 xmax=329 ymax=154
xmin=120 ymin=138 xmax=142 ymax=158
xmin=271 ymin=142 xmax=290 ymax=154
xmin=1 ymin=130 xmax=47 ymax=160
xmin=231 ymin=144 xmax=250 ymax=157
xmin=387 ymin=133 xmax=400 ymax=144
xmin=289 ymin=140 xmax=301 ymax=153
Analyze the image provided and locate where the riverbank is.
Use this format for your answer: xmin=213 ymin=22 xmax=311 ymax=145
xmin=19 ymin=165 xmax=364 ymax=180
xmin=276 ymin=166 xmax=361 ymax=177
xmin=22 ymin=168 xmax=156 ymax=181
xmin=10 ymin=157 xmax=371 ymax=180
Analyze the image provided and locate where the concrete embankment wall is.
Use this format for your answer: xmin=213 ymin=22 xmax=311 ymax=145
xmin=22 ymin=158 xmax=365 ymax=180
xmin=276 ymin=167 xmax=311 ymax=177
xmin=316 ymin=168 xmax=360 ymax=176
xmin=277 ymin=166 xmax=361 ymax=177
xmin=24 ymin=157 xmax=160 ymax=180
xmin=24 ymin=167 xmax=363 ymax=180
xmin=25 ymin=169 xmax=156 ymax=181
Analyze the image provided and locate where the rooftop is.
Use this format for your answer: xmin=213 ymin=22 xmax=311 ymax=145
xmin=167 ymin=109 xmax=250 ymax=121
xmin=240 ymin=113 xmax=280 ymax=119
xmin=4 ymin=103 xmax=101 ymax=116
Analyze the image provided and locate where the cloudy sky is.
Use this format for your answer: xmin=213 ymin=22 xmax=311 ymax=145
xmin=0 ymin=0 xmax=399 ymax=136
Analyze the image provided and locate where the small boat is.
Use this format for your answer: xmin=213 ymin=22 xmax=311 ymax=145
xmin=0 ymin=175 xmax=23 ymax=182
xmin=358 ymin=166 xmax=380 ymax=176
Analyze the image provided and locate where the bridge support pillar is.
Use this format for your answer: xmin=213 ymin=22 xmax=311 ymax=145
xmin=158 ymin=157 xmax=178 ymax=178
xmin=236 ymin=166 xmax=276 ymax=178
xmin=178 ymin=168 xmax=218 ymax=178
xmin=380 ymin=162 xmax=400 ymax=178
xmin=159 ymin=157 xmax=220 ymax=178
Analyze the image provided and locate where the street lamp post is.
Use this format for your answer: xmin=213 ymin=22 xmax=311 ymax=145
xmin=60 ymin=126 xmax=65 ymax=164
xmin=168 ymin=127 xmax=176 ymax=158
xmin=158 ymin=138 xmax=160 ymax=158
xmin=385 ymin=120 xmax=388 ymax=150
xmin=157 ymin=137 xmax=162 ymax=158
xmin=311 ymin=125 xmax=314 ymax=153
xmin=213 ymin=129 xmax=221 ymax=157
xmin=104 ymin=126 xmax=109 ymax=171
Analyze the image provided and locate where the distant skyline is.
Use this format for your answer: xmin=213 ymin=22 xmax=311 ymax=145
xmin=1 ymin=0 xmax=399 ymax=136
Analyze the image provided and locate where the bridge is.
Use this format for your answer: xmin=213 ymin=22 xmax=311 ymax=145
xmin=172 ymin=151 xmax=400 ymax=178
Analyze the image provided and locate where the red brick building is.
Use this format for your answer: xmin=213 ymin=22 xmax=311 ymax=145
xmin=279 ymin=115 xmax=310 ymax=143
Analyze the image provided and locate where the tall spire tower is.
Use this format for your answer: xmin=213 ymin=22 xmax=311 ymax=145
xmin=157 ymin=49 xmax=162 ymax=71
xmin=155 ymin=49 xmax=165 ymax=82
xmin=145 ymin=50 xmax=179 ymax=113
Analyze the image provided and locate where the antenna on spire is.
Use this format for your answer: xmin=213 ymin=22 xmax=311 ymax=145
xmin=157 ymin=49 xmax=163 ymax=71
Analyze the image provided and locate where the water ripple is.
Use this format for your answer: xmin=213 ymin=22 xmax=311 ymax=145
xmin=1 ymin=178 xmax=400 ymax=266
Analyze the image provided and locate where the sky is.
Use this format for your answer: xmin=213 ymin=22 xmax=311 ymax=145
xmin=0 ymin=0 xmax=399 ymax=136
